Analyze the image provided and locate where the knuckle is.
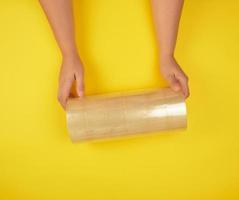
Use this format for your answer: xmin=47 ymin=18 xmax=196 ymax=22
xmin=57 ymin=93 xmax=64 ymax=102
xmin=76 ymin=71 xmax=84 ymax=78
xmin=181 ymin=76 xmax=188 ymax=83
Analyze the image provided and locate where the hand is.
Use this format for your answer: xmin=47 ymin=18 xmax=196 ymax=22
xmin=57 ymin=54 xmax=85 ymax=109
xmin=160 ymin=56 xmax=189 ymax=98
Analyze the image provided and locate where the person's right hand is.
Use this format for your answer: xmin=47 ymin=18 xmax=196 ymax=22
xmin=57 ymin=54 xmax=84 ymax=110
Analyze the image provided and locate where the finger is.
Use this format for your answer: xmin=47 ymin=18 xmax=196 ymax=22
xmin=167 ymin=74 xmax=181 ymax=92
xmin=57 ymin=92 xmax=66 ymax=110
xmin=177 ymin=74 xmax=189 ymax=98
xmin=75 ymin=72 xmax=84 ymax=97
xmin=58 ymin=78 xmax=74 ymax=109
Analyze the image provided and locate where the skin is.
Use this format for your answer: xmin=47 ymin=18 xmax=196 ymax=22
xmin=39 ymin=0 xmax=189 ymax=110
xmin=39 ymin=0 xmax=84 ymax=109
xmin=151 ymin=0 xmax=189 ymax=98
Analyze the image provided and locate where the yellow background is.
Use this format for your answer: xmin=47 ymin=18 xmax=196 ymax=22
xmin=0 ymin=0 xmax=239 ymax=199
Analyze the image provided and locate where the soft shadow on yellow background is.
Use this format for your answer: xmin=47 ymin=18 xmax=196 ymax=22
xmin=0 ymin=0 xmax=239 ymax=199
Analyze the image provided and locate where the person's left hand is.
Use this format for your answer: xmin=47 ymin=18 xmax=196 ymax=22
xmin=160 ymin=56 xmax=190 ymax=98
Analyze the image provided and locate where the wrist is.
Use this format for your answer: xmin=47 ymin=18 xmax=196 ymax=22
xmin=160 ymin=55 xmax=175 ymax=65
xmin=60 ymin=43 xmax=79 ymax=58
xmin=62 ymin=49 xmax=80 ymax=61
xmin=160 ymin=52 xmax=174 ymax=60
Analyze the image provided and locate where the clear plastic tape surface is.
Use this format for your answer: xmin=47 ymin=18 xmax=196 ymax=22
xmin=66 ymin=87 xmax=187 ymax=142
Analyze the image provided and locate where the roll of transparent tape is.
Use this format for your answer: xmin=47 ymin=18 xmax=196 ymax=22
xmin=66 ymin=87 xmax=187 ymax=142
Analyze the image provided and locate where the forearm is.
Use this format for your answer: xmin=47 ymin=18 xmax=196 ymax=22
xmin=39 ymin=0 xmax=78 ymax=58
xmin=151 ymin=0 xmax=184 ymax=59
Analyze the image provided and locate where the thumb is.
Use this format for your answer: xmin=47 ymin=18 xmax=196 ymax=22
xmin=167 ymin=74 xmax=181 ymax=92
xmin=75 ymin=73 xmax=84 ymax=97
